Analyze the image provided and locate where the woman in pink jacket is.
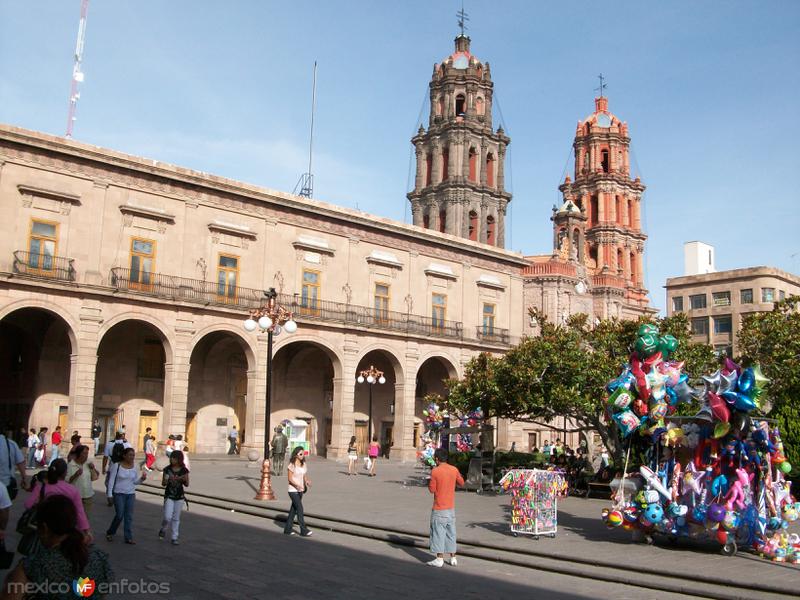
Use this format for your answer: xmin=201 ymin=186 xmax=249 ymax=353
xmin=26 ymin=459 xmax=92 ymax=542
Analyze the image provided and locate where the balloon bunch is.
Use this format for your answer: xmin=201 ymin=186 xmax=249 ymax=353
xmin=460 ymin=407 xmax=484 ymax=428
xmin=600 ymin=326 xmax=798 ymax=560
xmin=416 ymin=432 xmax=436 ymax=467
xmin=422 ymin=402 xmax=448 ymax=431
xmin=606 ymin=324 xmax=694 ymax=437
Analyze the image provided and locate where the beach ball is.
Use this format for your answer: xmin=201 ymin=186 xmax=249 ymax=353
xmin=607 ymin=510 xmax=624 ymax=528
xmin=707 ymin=503 xmax=726 ymax=523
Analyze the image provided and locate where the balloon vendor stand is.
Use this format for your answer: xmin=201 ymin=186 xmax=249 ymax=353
xmin=601 ymin=324 xmax=800 ymax=561
xmin=500 ymin=469 xmax=565 ymax=539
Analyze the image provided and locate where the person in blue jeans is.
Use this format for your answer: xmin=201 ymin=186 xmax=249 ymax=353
xmin=105 ymin=447 xmax=146 ymax=544
xmin=283 ymin=447 xmax=312 ymax=537
xmin=26 ymin=429 xmax=39 ymax=469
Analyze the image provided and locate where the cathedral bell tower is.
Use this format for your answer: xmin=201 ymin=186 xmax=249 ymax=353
xmin=557 ymin=94 xmax=650 ymax=310
xmin=407 ymin=35 xmax=511 ymax=247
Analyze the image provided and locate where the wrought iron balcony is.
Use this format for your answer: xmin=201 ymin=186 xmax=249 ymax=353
xmin=475 ymin=326 xmax=510 ymax=345
xmin=13 ymin=251 xmax=76 ymax=282
xmin=109 ymin=268 xmax=479 ymax=342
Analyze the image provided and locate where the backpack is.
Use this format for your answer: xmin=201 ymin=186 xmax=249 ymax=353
xmin=111 ymin=441 xmax=125 ymax=463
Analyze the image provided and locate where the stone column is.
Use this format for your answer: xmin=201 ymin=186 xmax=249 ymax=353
xmin=328 ymin=336 xmax=359 ymax=459
xmin=242 ymin=334 xmax=269 ymax=458
xmin=411 ymin=203 xmax=422 ymax=227
xmin=479 ymin=142 xmax=488 ymax=186
xmin=431 ymin=143 xmax=442 ymax=185
xmin=414 ymin=146 xmax=424 ymax=191
xmin=67 ymin=304 xmax=103 ymax=439
xmin=497 ymin=145 xmax=506 ymax=191
xmin=636 ymin=252 xmax=644 ymax=288
xmin=448 ymin=140 xmax=458 ymax=181
xmin=462 ymin=140 xmax=471 ymax=178
xmin=479 ymin=201 xmax=487 ymax=244
xmin=394 ymin=343 xmax=419 ymax=462
xmin=162 ymin=361 xmax=189 ymax=440
xmin=240 ymin=369 xmax=259 ymax=454
xmin=445 ymin=202 xmax=456 ymax=236
xmin=429 ymin=200 xmax=440 ymax=232
xmin=497 ymin=205 xmax=506 ymax=247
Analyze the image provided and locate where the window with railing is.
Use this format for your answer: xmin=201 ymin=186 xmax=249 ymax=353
xmin=374 ymin=283 xmax=389 ymax=323
xmin=672 ymin=296 xmax=684 ymax=313
xmin=301 ymin=269 xmax=320 ymax=315
xmin=482 ymin=303 xmax=495 ymax=335
xmin=129 ymin=238 xmax=155 ymax=290
xmin=432 ymin=293 xmax=447 ymax=331
xmin=689 ymin=294 xmax=707 ymax=310
xmin=691 ymin=317 xmax=709 ymax=335
xmin=217 ymin=254 xmax=238 ymax=301
xmin=712 ymin=291 xmax=731 ymax=307
xmin=740 ymin=288 xmax=753 ymax=304
xmin=714 ymin=315 xmax=732 ymax=335
xmin=762 ymin=288 xmax=775 ymax=303
xmin=28 ymin=219 xmax=58 ymax=272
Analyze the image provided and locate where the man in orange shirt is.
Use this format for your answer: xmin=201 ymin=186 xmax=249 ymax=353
xmin=427 ymin=448 xmax=464 ymax=567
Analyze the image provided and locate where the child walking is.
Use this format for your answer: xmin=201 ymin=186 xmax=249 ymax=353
xmin=159 ymin=450 xmax=189 ymax=545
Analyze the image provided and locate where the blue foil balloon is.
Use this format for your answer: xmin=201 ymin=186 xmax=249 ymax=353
xmin=737 ymin=368 xmax=755 ymax=394
xmin=722 ymin=391 xmax=757 ymax=412
xmin=692 ymin=505 xmax=707 ymax=523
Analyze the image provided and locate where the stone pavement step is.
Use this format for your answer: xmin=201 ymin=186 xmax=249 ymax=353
xmin=126 ymin=457 xmax=800 ymax=597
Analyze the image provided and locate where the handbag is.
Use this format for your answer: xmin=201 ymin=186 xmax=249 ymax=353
xmin=16 ymin=478 xmax=46 ymax=556
xmin=5 ymin=439 xmax=18 ymax=500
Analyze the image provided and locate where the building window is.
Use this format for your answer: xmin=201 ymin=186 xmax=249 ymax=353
xmin=28 ymin=219 xmax=58 ymax=271
xmin=422 ymin=212 xmax=430 ymax=229
xmin=779 ymin=290 xmax=786 ymax=301
xmin=439 ymin=209 xmax=447 ymax=234
xmin=482 ymin=303 xmax=495 ymax=335
xmin=616 ymin=248 xmax=623 ymax=273
xmin=216 ymin=254 xmax=238 ymax=301
xmin=691 ymin=317 xmax=709 ymax=335
xmin=455 ymin=94 xmax=466 ymax=116
xmin=468 ymin=211 xmax=478 ymax=241
xmin=672 ymin=296 xmax=684 ymax=313
xmin=486 ymin=216 xmax=496 ymax=245
xmin=130 ymin=238 xmax=155 ymax=289
xmin=589 ymin=195 xmax=599 ymax=225
xmin=714 ymin=315 xmax=732 ymax=335
xmin=468 ymin=148 xmax=478 ymax=182
xmin=374 ymin=283 xmax=389 ymax=323
xmin=441 ymin=148 xmax=449 ymax=181
xmin=616 ymin=196 xmax=624 ymax=225
xmin=712 ymin=291 xmax=731 ymax=307
xmin=740 ymin=288 xmax=753 ymax=304
xmin=138 ymin=339 xmax=165 ymax=379
xmin=762 ymin=288 xmax=775 ymax=303
xmin=301 ymin=269 xmax=320 ymax=315
xmin=689 ymin=294 xmax=707 ymax=310
xmin=601 ymin=149 xmax=609 ymax=173
xmin=425 ymin=154 xmax=432 ymax=187
xmin=486 ymin=153 xmax=495 ymax=187
xmin=431 ymin=293 xmax=447 ymax=330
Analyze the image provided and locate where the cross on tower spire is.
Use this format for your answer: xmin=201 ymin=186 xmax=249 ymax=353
xmin=595 ymin=73 xmax=607 ymax=98
xmin=456 ymin=2 xmax=469 ymax=36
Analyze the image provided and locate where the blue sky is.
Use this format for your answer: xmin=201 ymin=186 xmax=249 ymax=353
xmin=2 ymin=1 xmax=799 ymax=313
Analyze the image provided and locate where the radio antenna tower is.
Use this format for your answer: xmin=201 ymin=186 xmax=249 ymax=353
xmin=293 ymin=62 xmax=317 ymax=198
xmin=66 ymin=0 xmax=90 ymax=139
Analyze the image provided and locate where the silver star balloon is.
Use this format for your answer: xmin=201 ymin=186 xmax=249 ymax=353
xmin=702 ymin=370 xmax=721 ymax=395
xmin=694 ymin=403 xmax=713 ymax=423
xmin=718 ymin=370 xmax=738 ymax=395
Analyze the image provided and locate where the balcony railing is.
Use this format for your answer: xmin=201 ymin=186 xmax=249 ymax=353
xmin=475 ymin=326 xmax=510 ymax=344
xmin=523 ymin=261 xmax=577 ymax=277
xmin=109 ymin=267 xmax=483 ymax=343
xmin=13 ymin=251 xmax=76 ymax=282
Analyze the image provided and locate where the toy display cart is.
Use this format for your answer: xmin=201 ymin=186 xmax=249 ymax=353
xmin=500 ymin=469 xmax=565 ymax=539
xmin=281 ymin=419 xmax=310 ymax=455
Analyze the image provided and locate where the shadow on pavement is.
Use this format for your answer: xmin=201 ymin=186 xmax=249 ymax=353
xmin=225 ymin=474 xmax=260 ymax=494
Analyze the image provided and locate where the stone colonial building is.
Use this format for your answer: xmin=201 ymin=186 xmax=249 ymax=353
xmin=0 ymin=34 xmax=654 ymax=459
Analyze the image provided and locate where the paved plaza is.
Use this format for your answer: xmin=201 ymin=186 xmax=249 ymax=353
xmin=4 ymin=456 xmax=796 ymax=599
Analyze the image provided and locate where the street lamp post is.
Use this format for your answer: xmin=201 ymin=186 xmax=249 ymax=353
xmin=357 ymin=365 xmax=385 ymax=445
xmin=243 ymin=287 xmax=297 ymax=501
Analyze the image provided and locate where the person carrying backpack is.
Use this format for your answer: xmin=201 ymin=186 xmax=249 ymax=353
xmin=158 ymin=450 xmax=189 ymax=545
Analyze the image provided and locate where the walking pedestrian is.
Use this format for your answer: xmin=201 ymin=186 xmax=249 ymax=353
xmin=26 ymin=429 xmax=38 ymax=470
xmin=347 ymin=436 xmax=358 ymax=476
xmin=158 ymin=450 xmax=189 ymax=545
xmin=270 ymin=426 xmax=288 ymax=476
xmin=426 ymin=448 xmax=464 ymax=567
xmin=26 ymin=459 xmax=92 ymax=542
xmin=48 ymin=426 xmax=63 ymax=466
xmin=143 ymin=434 xmax=156 ymax=472
xmin=368 ymin=436 xmax=380 ymax=477
xmin=2 ymin=495 xmax=113 ymax=594
xmin=67 ymin=444 xmax=99 ymax=511
xmin=91 ymin=420 xmax=102 ymax=456
xmin=141 ymin=427 xmax=152 ymax=453
xmin=283 ymin=446 xmax=312 ymax=537
xmin=228 ymin=426 xmax=239 ymax=455
xmin=0 ymin=429 xmax=27 ymax=564
xmin=37 ymin=427 xmax=48 ymax=467
xmin=105 ymin=447 xmax=147 ymax=544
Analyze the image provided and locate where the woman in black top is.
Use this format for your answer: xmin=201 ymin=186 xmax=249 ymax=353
xmin=158 ymin=450 xmax=189 ymax=545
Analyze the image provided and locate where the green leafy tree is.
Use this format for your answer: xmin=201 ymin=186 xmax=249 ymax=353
xmin=447 ymin=310 xmax=716 ymax=462
xmin=739 ymin=296 xmax=800 ymax=467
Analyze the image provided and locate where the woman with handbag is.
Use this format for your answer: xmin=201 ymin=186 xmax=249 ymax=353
xmin=158 ymin=450 xmax=189 ymax=545
xmin=3 ymin=495 xmax=112 ymax=597
xmin=66 ymin=445 xmax=99 ymax=510
xmin=105 ymin=447 xmax=146 ymax=544
xmin=283 ymin=447 xmax=312 ymax=537
xmin=24 ymin=459 xmax=92 ymax=543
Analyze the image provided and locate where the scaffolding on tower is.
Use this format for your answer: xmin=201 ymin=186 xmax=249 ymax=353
xmin=66 ymin=0 xmax=90 ymax=139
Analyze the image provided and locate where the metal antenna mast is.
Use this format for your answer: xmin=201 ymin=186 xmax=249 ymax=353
xmin=294 ymin=61 xmax=317 ymax=198
xmin=66 ymin=0 xmax=90 ymax=138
